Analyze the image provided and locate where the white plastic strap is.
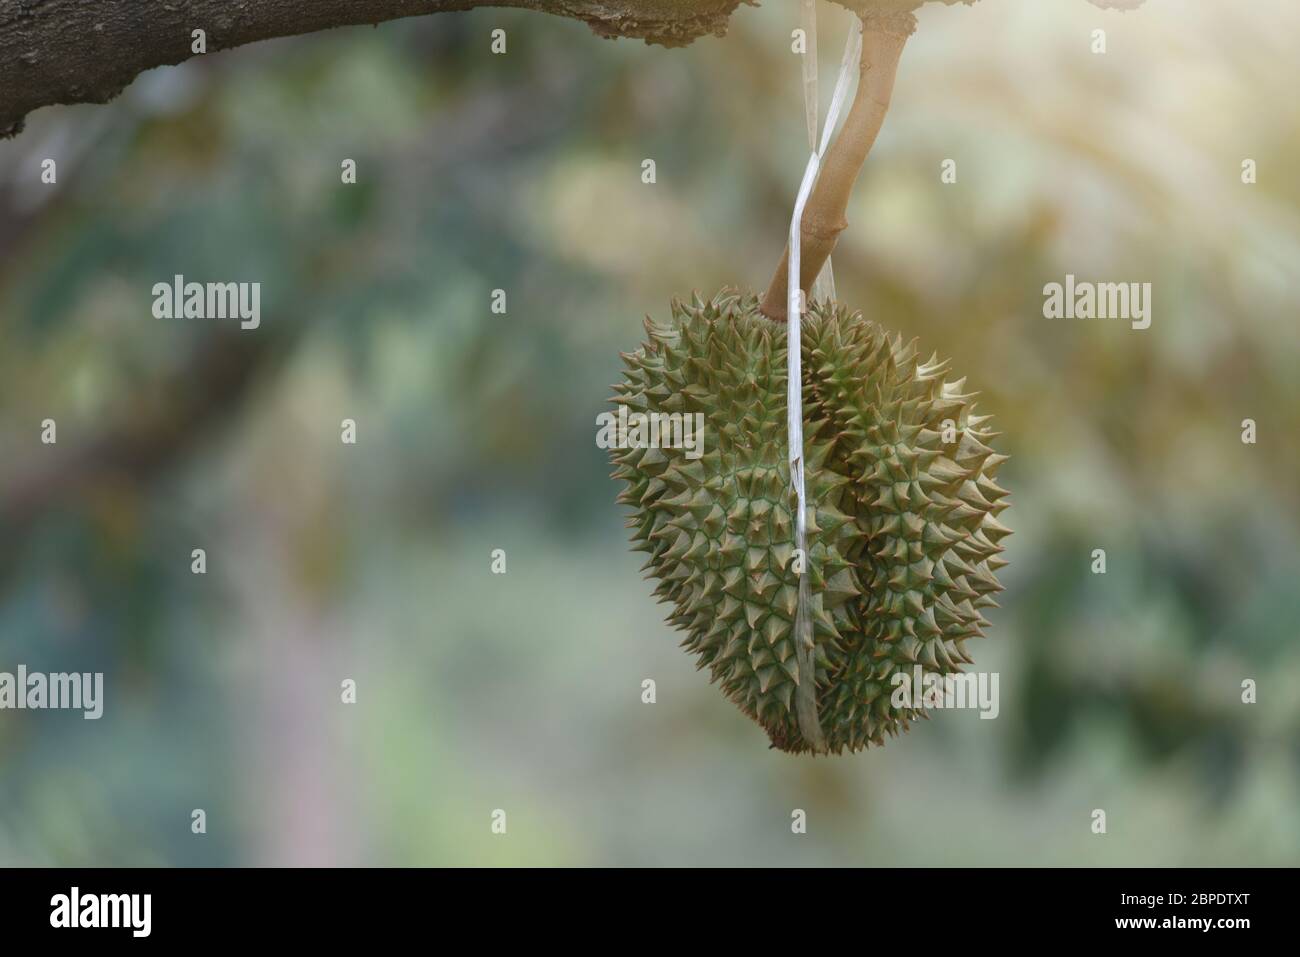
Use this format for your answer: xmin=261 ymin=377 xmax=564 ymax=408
xmin=787 ymin=12 xmax=862 ymax=752
xmin=801 ymin=0 xmax=835 ymax=303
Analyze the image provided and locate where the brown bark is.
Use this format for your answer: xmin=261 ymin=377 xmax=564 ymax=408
xmin=0 ymin=0 xmax=746 ymax=138
xmin=759 ymin=14 xmax=912 ymax=320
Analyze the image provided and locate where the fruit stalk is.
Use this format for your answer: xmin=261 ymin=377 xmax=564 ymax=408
xmin=759 ymin=14 xmax=914 ymax=321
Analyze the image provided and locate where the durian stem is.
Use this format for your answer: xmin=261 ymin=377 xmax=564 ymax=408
xmin=758 ymin=14 xmax=913 ymax=321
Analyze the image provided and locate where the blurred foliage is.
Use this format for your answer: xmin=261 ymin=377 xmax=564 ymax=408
xmin=0 ymin=1 xmax=1298 ymax=865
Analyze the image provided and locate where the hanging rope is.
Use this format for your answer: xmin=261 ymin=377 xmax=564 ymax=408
xmin=787 ymin=10 xmax=862 ymax=753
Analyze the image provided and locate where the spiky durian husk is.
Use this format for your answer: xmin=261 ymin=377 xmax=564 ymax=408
xmin=611 ymin=289 xmax=1009 ymax=754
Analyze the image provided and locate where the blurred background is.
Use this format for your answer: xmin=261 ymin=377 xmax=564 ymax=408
xmin=0 ymin=0 xmax=1297 ymax=866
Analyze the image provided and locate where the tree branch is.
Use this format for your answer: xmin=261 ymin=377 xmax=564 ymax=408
xmin=0 ymin=329 xmax=294 ymax=540
xmin=759 ymin=12 xmax=913 ymax=320
xmin=0 ymin=66 xmax=562 ymax=572
xmin=0 ymin=0 xmax=747 ymax=138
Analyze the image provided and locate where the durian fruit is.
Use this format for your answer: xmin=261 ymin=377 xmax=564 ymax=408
xmin=610 ymin=289 xmax=1009 ymax=754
